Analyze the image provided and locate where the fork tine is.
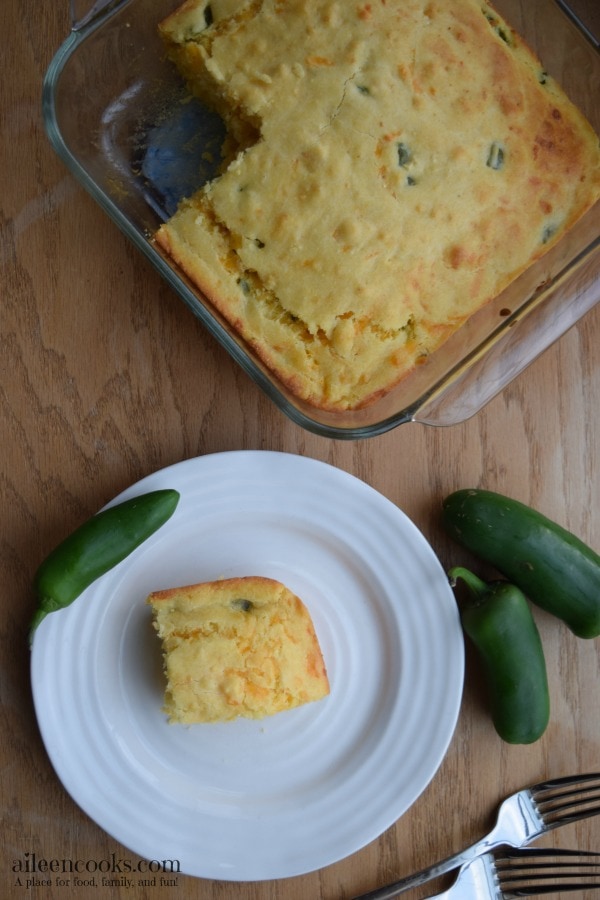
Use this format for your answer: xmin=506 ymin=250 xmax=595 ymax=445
xmin=496 ymin=847 xmax=600 ymax=868
xmin=495 ymin=848 xmax=600 ymax=898
xmin=503 ymin=886 xmax=600 ymax=896
xmin=531 ymin=773 xmax=600 ymax=827
xmin=531 ymin=772 xmax=600 ymax=800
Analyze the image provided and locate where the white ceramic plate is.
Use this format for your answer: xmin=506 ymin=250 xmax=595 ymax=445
xmin=31 ymin=451 xmax=464 ymax=881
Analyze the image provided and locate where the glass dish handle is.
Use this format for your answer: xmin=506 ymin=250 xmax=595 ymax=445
xmin=70 ymin=0 xmax=126 ymax=31
xmin=414 ymin=242 xmax=600 ymax=427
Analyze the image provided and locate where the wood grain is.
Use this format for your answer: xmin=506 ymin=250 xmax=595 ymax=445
xmin=2 ymin=1 xmax=599 ymax=897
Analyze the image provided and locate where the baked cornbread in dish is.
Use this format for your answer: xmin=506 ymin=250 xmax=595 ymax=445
xmin=147 ymin=576 xmax=330 ymax=723
xmin=155 ymin=0 xmax=600 ymax=411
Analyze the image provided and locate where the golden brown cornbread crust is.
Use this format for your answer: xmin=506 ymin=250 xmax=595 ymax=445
xmin=147 ymin=576 xmax=330 ymax=723
xmin=155 ymin=0 xmax=600 ymax=411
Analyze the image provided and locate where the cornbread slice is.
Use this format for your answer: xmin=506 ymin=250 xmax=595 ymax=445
xmin=147 ymin=576 xmax=330 ymax=723
xmin=155 ymin=0 xmax=600 ymax=411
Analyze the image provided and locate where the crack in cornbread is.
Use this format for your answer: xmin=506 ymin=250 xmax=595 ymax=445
xmin=155 ymin=0 xmax=600 ymax=410
xmin=147 ymin=576 xmax=330 ymax=723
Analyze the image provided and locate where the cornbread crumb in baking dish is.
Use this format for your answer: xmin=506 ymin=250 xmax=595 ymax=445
xmin=147 ymin=576 xmax=330 ymax=723
xmin=155 ymin=0 xmax=600 ymax=411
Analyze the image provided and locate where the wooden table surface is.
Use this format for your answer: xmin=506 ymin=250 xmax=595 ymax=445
xmin=2 ymin=1 xmax=599 ymax=898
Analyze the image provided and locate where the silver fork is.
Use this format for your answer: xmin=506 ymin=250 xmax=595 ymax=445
xmin=354 ymin=773 xmax=600 ymax=899
xmin=423 ymin=848 xmax=600 ymax=899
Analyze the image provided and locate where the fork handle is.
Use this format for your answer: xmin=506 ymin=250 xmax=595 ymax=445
xmin=352 ymin=842 xmax=502 ymax=899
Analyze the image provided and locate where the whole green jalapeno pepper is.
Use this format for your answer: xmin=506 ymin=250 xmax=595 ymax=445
xmin=449 ymin=566 xmax=550 ymax=744
xmin=442 ymin=489 xmax=600 ymax=639
xmin=30 ymin=488 xmax=180 ymax=644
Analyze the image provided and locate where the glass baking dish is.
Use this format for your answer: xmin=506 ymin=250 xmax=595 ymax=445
xmin=43 ymin=0 xmax=600 ymax=438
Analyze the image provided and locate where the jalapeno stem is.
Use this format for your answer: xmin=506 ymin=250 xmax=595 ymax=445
xmin=448 ymin=566 xmax=489 ymax=602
